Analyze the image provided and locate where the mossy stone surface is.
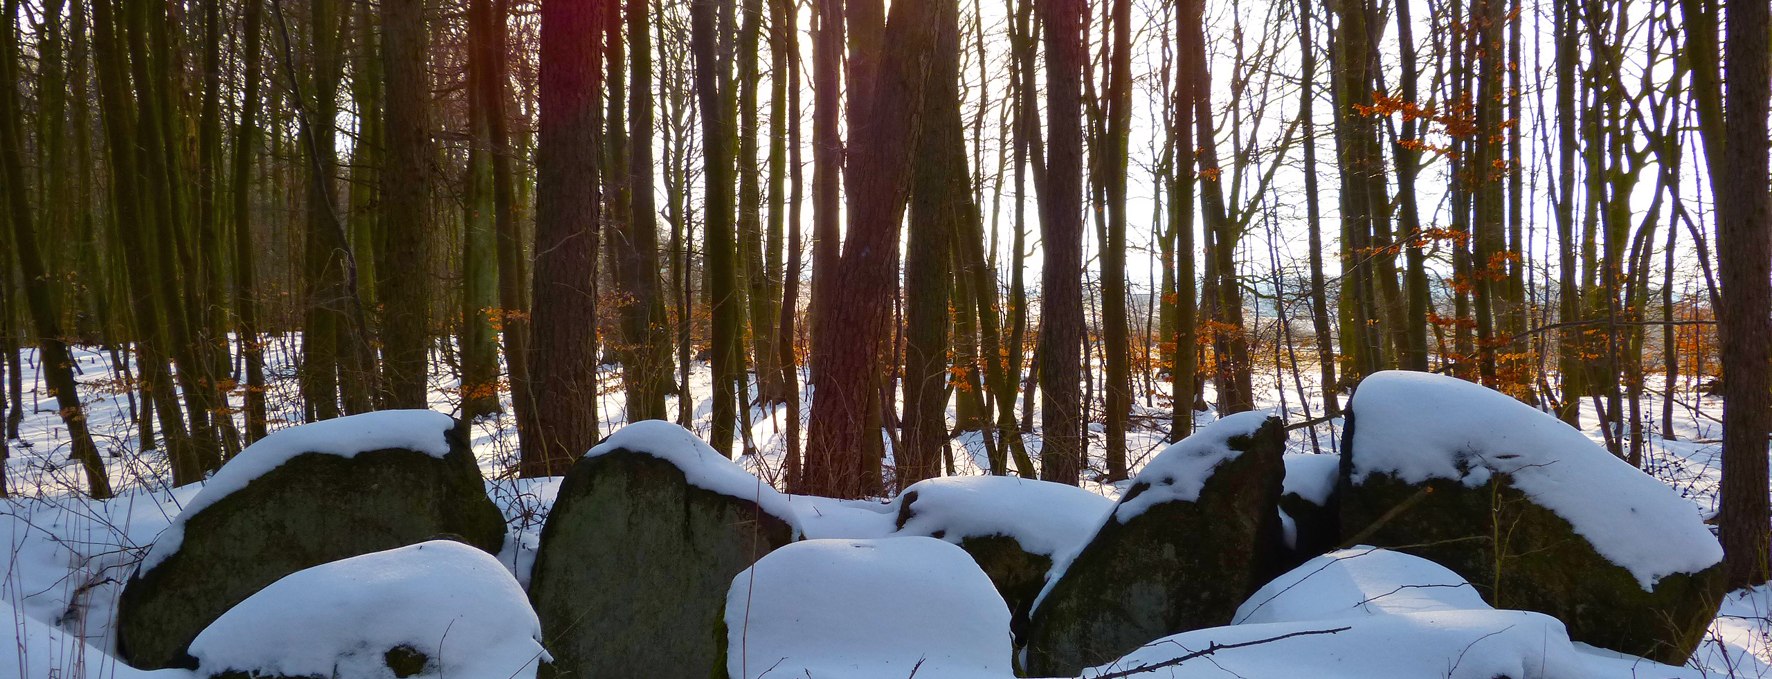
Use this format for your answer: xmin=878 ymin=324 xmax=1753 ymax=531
xmin=118 ymin=425 xmax=505 ymax=670
xmin=1022 ymin=417 xmax=1286 ymax=676
xmin=1341 ymin=469 xmax=1724 ymax=664
xmin=528 ymin=449 xmax=794 ymax=679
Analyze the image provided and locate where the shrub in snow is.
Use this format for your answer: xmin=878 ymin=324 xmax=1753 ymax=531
xmin=1276 ymin=453 xmax=1341 ymax=571
xmin=721 ymin=537 xmax=1013 ymax=679
xmin=891 ymin=475 xmax=1110 ymax=616
xmin=1340 ymin=370 xmax=1725 ymax=663
xmin=1022 ymin=412 xmax=1288 ymax=676
xmin=2 ymin=600 xmax=183 ymax=679
xmin=117 ymin=410 xmax=506 ymax=669
xmin=187 ymin=540 xmax=547 ymax=679
xmin=526 ymin=420 xmax=796 ymax=678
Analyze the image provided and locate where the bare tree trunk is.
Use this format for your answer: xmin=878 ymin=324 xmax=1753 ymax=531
xmin=1714 ymin=0 xmax=1772 ymax=589
xmin=1037 ymin=0 xmax=1085 ymax=484
xmin=1099 ymin=0 xmax=1131 ymax=481
xmin=693 ymin=0 xmax=742 ymax=456
xmin=611 ymin=0 xmax=671 ymax=421
xmin=0 ymin=1 xmax=111 ymax=497
xmin=232 ymin=0 xmax=269 ymax=443
xmin=802 ymin=0 xmax=944 ymax=497
xmin=525 ymin=0 xmax=605 ymax=476
xmin=381 ymin=0 xmax=433 ymax=409
xmin=1297 ymin=0 xmax=1337 ymax=415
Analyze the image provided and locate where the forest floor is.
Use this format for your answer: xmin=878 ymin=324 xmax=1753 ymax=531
xmin=0 ymin=336 xmax=1768 ymax=676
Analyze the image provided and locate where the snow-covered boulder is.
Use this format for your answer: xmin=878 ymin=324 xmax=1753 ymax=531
xmin=891 ymin=476 xmax=1110 ymax=616
xmin=527 ymin=421 xmax=797 ymax=678
xmin=1277 ymin=452 xmax=1341 ymax=570
xmin=188 ymin=540 xmax=546 ymax=679
xmin=1087 ymin=546 xmax=1704 ymax=678
xmin=117 ymin=410 xmax=506 ymax=669
xmin=1340 ymin=370 xmax=1726 ymax=663
xmin=1022 ymin=412 xmax=1288 ymax=676
xmin=1234 ymin=547 xmax=1490 ymax=625
xmin=722 ymin=537 xmax=1013 ymax=679
xmin=1088 ymin=607 xmax=1590 ymax=678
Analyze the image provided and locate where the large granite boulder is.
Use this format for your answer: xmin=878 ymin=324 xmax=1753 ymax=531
xmin=527 ymin=421 xmax=798 ymax=678
xmin=118 ymin=410 xmax=506 ymax=669
xmin=891 ymin=475 xmax=1110 ymax=618
xmin=188 ymin=540 xmax=547 ymax=679
xmin=721 ymin=537 xmax=1013 ymax=679
xmin=1340 ymin=370 xmax=1726 ymax=664
xmin=1022 ymin=411 xmax=1288 ymax=676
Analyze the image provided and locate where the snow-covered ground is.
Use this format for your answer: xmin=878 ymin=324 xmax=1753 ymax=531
xmin=0 ymin=338 xmax=1766 ymax=676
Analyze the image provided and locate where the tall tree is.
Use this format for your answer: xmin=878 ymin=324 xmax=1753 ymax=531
xmin=463 ymin=0 xmax=505 ymax=421
xmin=802 ymin=0 xmax=946 ymax=497
xmin=901 ymin=0 xmax=969 ymax=487
xmin=232 ymin=0 xmax=270 ymax=442
xmin=525 ymin=0 xmax=606 ymax=476
xmin=0 ymin=0 xmax=111 ymax=498
xmin=1296 ymin=0 xmax=1336 ymax=415
xmin=1100 ymin=0 xmax=1132 ymax=481
xmin=295 ymin=0 xmax=377 ymax=419
xmin=611 ymin=0 xmax=672 ymax=421
xmin=1170 ymin=0 xmax=1201 ymax=437
xmin=1711 ymin=0 xmax=1772 ymax=588
xmin=1037 ymin=0 xmax=1085 ymax=485
xmin=692 ymin=0 xmax=742 ymax=456
xmin=486 ymin=0 xmax=536 ymax=448
xmin=381 ymin=0 xmax=433 ymax=408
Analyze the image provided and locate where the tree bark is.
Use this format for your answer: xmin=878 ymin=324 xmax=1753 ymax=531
xmin=1714 ymin=0 xmax=1771 ymax=589
xmin=1037 ymin=0 xmax=1085 ymax=484
xmin=381 ymin=0 xmax=433 ymax=409
xmin=526 ymin=0 xmax=606 ymax=476
xmin=802 ymin=0 xmax=945 ymax=497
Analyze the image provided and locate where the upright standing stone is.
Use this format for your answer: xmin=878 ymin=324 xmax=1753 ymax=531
xmin=1023 ymin=412 xmax=1287 ymax=676
xmin=528 ymin=421 xmax=798 ymax=678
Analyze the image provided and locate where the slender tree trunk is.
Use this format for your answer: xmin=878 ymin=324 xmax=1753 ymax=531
xmin=1171 ymin=0 xmax=1200 ymax=436
xmin=489 ymin=0 xmax=536 ymax=451
xmin=693 ymin=0 xmax=742 ymax=457
xmin=1296 ymin=0 xmax=1337 ymax=416
xmin=1393 ymin=0 xmax=1429 ymax=372
xmin=736 ymin=0 xmax=778 ymax=403
xmin=232 ymin=0 xmax=269 ymax=443
xmin=807 ymin=0 xmax=843 ymax=346
xmin=1099 ymin=0 xmax=1131 ymax=481
xmin=1555 ymin=0 xmax=1581 ymax=423
xmin=776 ymin=0 xmax=806 ymax=486
xmin=463 ymin=0 xmax=504 ymax=421
xmin=610 ymin=0 xmax=671 ymax=422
